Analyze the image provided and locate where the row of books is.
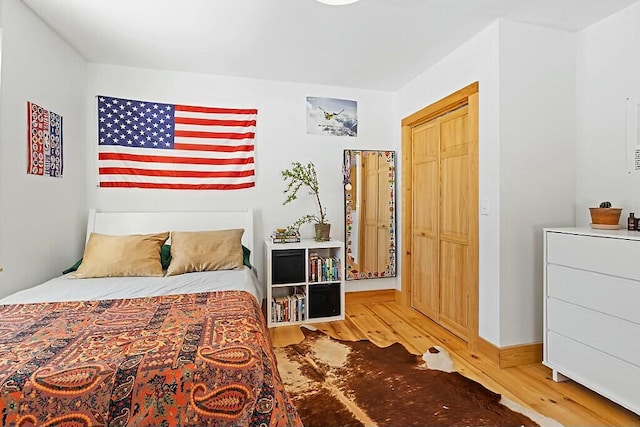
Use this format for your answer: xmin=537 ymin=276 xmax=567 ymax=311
xmin=309 ymin=253 xmax=341 ymax=282
xmin=272 ymin=289 xmax=306 ymax=323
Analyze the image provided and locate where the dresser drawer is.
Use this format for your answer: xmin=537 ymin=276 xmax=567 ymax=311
xmin=547 ymin=298 xmax=640 ymax=364
xmin=547 ymin=264 xmax=640 ymax=324
xmin=546 ymin=232 xmax=640 ymax=280
xmin=546 ymin=331 xmax=640 ymax=415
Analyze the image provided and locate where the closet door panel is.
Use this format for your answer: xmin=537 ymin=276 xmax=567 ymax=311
xmin=411 ymin=120 xmax=439 ymax=318
xmin=412 ymin=235 xmax=439 ymax=319
xmin=439 ymin=239 xmax=469 ymax=340
xmin=438 ymin=107 xmax=471 ymax=341
xmin=440 ymin=154 xmax=469 ymax=241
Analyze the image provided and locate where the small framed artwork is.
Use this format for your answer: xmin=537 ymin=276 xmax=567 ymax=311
xmin=306 ymin=96 xmax=357 ymax=137
xmin=27 ymin=102 xmax=63 ymax=177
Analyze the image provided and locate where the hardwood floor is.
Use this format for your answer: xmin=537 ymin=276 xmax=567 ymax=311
xmin=270 ymin=296 xmax=640 ymax=427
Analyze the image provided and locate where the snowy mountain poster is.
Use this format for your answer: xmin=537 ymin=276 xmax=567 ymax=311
xmin=306 ymin=97 xmax=357 ymax=137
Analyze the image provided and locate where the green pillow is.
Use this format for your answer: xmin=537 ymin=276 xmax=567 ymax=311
xmin=63 ymin=244 xmax=252 ymax=274
xmin=242 ymin=245 xmax=252 ymax=269
xmin=62 ymin=258 xmax=83 ymax=275
xmin=160 ymin=244 xmax=172 ymax=270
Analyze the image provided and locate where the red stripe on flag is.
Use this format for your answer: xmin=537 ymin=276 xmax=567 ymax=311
xmin=98 ymin=152 xmax=254 ymax=165
xmin=100 ymin=181 xmax=255 ymax=190
xmin=175 ymin=105 xmax=258 ymax=115
xmin=174 ymin=117 xmax=257 ymax=127
xmin=99 ymin=167 xmax=255 ymax=178
xmin=173 ymin=143 xmax=253 ymax=152
xmin=173 ymin=130 xmax=255 ymax=140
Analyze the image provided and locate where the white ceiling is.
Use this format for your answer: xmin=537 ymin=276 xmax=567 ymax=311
xmin=20 ymin=0 xmax=640 ymax=91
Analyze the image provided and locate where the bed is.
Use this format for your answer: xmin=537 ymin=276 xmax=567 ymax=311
xmin=0 ymin=209 xmax=303 ymax=427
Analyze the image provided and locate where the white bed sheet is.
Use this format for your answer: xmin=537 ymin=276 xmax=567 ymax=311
xmin=0 ymin=267 xmax=264 ymax=305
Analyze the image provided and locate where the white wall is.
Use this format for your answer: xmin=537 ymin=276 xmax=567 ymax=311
xmin=396 ymin=19 xmax=576 ymax=347
xmin=498 ymin=20 xmax=576 ymax=346
xmin=576 ymin=1 xmax=640 ymax=224
xmin=86 ymin=64 xmax=396 ymax=292
xmin=0 ymin=0 xmax=606 ymax=347
xmin=0 ymin=0 xmax=87 ymax=298
xmin=396 ymin=22 xmax=502 ymax=344
xmin=0 ymin=28 xmax=3 ymax=88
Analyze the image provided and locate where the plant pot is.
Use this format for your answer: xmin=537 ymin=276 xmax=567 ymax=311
xmin=314 ymin=223 xmax=331 ymax=242
xmin=589 ymin=207 xmax=622 ymax=229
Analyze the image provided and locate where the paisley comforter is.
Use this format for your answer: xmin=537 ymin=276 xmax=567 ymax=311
xmin=0 ymin=290 xmax=302 ymax=426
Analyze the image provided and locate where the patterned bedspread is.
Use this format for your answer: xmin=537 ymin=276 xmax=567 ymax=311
xmin=0 ymin=291 xmax=302 ymax=427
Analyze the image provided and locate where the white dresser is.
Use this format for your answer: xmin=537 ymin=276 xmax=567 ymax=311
xmin=543 ymin=227 xmax=640 ymax=415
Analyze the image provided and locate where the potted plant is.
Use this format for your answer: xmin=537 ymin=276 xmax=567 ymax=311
xmin=281 ymin=161 xmax=330 ymax=241
xmin=589 ymin=201 xmax=623 ymax=229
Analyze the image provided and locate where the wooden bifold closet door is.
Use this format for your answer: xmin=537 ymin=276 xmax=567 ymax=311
xmin=406 ymin=87 xmax=478 ymax=344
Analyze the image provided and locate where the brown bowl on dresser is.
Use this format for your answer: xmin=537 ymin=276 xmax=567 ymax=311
xmin=589 ymin=207 xmax=622 ymax=228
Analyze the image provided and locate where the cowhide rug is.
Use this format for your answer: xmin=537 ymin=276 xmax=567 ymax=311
xmin=274 ymin=328 xmax=561 ymax=427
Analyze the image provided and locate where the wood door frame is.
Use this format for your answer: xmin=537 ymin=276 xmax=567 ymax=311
xmin=398 ymin=82 xmax=479 ymax=351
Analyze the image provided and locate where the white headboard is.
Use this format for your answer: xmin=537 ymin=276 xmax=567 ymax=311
xmin=86 ymin=209 xmax=254 ymax=256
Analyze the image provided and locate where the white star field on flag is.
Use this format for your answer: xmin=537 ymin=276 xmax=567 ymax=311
xmin=98 ymin=96 xmax=175 ymax=149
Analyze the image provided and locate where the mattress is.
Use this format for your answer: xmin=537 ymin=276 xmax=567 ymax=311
xmin=0 ymin=266 xmax=264 ymax=305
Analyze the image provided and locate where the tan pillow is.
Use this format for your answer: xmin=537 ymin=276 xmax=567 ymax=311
xmin=166 ymin=229 xmax=244 ymax=276
xmin=73 ymin=232 xmax=169 ymax=278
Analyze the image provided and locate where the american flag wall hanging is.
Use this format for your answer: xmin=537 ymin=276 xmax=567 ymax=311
xmin=27 ymin=102 xmax=63 ymax=177
xmin=97 ymin=95 xmax=257 ymax=190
